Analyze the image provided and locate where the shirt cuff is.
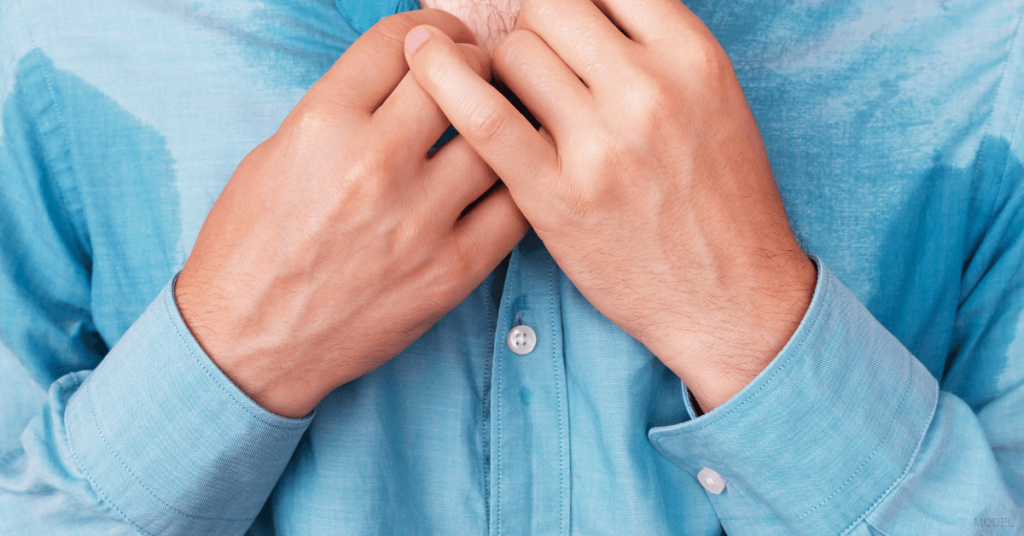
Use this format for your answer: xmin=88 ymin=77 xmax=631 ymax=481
xmin=64 ymin=274 xmax=312 ymax=535
xmin=648 ymin=258 xmax=939 ymax=535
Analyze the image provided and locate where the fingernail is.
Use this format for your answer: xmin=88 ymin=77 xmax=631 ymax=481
xmin=405 ymin=27 xmax=431 ymax=54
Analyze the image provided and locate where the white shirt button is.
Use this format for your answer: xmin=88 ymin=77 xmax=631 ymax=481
xmin=697 ymin=467 xmax=726 ymax=495
xmin=506 ymin=325 xmax=537 ymax=355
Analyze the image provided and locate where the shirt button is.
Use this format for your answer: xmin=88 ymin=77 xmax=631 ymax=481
xmin=697 ymin=467 xmax=726 ymax=495
xmin=506 ymin=325 xmax=537 ymax=355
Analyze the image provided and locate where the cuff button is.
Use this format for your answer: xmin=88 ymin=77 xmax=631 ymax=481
xmin=697 ymin=467 xmax=726 ymax=495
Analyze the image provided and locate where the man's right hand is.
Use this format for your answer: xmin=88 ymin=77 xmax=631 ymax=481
xmin=174 ymin=9 xmax=528 ymax=419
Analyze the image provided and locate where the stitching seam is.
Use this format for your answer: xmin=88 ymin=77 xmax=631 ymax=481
xmin=965 ymin=6 xmax=1024 ymax=302
xmin=795 ymin=347 xmax=919 ymax=521
xmin=63 ymin=374 xmax=153 ymax=535
xmin=16 ymin=1 xmax=90 ymax=259
xmin=483 ymin=272 xmax=494 ymax=529
xmin=79 ymin=370 xmax=254 ymax=522
xmin=65 ymin=286 xmax=309 ymax=529
xmin=548 ymin=260 xmax=566 ymax=535
xmin=494 ymin=255 xmax=517 ymax=536
xmin=993 ymin=10 xmax=1024 ymax=206
xmin=839 ymin=368 xmax=939 ymax=536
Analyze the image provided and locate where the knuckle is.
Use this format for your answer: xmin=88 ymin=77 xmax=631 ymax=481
xmin=684 ymin=37 xmax=728 ymax=81
xmin=421 ymin=51 xmax=457 ymax=84
xmin=518 ymin=0 xmax=543 ymax=27
xmin=458 ymin=44 xmax=490 ymax=77
xmin=621 ymin=71 xmax=667 ymax=118
xmin=282 ymin=104 xmax=335 ymax=145
xmin=372 ymin=13 xmax=417 ymax=45
xmin=493 ymin=30 xmax=530 ymax=71
xmin=464 ymin=101 xmax=508 ymax=143
xmin=572 ymin=138 xmax=609 ymax=177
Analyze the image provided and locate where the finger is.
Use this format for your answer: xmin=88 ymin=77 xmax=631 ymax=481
xmin=588 ymin=0 xmax=700 ymax=44
xmin=449 ymin=183 xmax=530 ymax=289
xmin=424 ymin=135 xmax=502 ymax=221
xmin=405 ymin=25 xmax=558 ymax=202
xmin=311 ymin=9 xmax=476 ymax=115
xmin=373 ymin=43 xmax=491 ymax=158
xmin=515 ymin=0 xmax=637 ymax=87
xmin=492 ymin=30 xmax=591 ymax=142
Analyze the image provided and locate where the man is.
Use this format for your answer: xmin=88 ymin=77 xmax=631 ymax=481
xmin=0 ymin=0 xmax=1020 ymax=534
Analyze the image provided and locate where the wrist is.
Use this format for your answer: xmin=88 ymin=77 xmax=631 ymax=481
xmin=173 ymin=268 xmax=327 ymax=419
xmin=658 ymin=251 xmax=817 ymax=412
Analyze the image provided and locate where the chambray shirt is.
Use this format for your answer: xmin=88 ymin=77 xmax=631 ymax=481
xmin=1 ymin=0 xmax=1023 ymax=534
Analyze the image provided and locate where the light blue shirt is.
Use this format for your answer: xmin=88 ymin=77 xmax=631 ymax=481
xmin=1 ymin=0 xmax=1022 ymax=534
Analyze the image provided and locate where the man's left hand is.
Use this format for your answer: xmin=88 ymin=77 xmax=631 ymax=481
xmin=403 ymin=0 xmax=817 ymax=412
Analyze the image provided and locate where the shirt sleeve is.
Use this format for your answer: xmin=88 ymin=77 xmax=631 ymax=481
xmin=0 ymin=28 xmax=311 ymax=536
xmin=647 ymin=41 xmax=1024 ymax=536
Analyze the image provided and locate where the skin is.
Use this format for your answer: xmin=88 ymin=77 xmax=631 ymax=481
xmin=403 ymin=0 xmax=817 ymax=412
xmin=419 ymin=0 xmax=523 ymax=53
xmin=177 ymin=0 xmax=815 ymax=419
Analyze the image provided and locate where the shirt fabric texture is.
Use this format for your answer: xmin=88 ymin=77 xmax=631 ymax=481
xmin=0 ymin=0 xmax=1023 ymax=534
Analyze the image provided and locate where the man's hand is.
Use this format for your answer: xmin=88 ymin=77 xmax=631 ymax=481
xmin=175 ymin=9 xmax=528 ymax=419
xmin=404 ymin=0 xmax=816 ymax=412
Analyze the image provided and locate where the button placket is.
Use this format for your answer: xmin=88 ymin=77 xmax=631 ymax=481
xmin=489 ymin=230 xmax=571 ymax=536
